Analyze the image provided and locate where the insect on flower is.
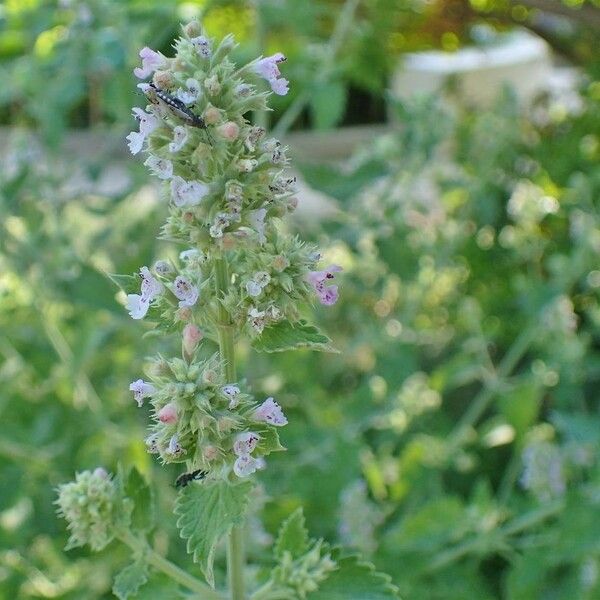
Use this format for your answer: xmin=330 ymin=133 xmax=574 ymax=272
xmin=144 ymin=83 xmax=213 ymax=143
xmin=175 ymin=468 xmax=207 ymax=488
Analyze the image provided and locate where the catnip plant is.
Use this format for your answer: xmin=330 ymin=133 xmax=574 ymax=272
xmin=56 ymin=21 xmax=397 ymax=600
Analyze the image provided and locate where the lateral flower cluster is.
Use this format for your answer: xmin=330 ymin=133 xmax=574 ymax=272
xmin=121 ymin=22 xmax=341 ymax=479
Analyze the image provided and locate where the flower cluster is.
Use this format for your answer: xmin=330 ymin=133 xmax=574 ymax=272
xmin=55 ymin=468 xmax=117 ymax=551
xmin=131 ymin=354 xmax=288 ymax=476
xmin=121 ymin=22 xmax=341 ymax=479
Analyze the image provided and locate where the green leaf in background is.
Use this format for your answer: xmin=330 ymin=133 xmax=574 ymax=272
xmin=124 ymin=467 xmax=155 ymax=533
xmin=113 ymin=558 xmax=149 ymax=600
xmin=310 ymin=80 xmax=347 ymax=130
xmin=174 ymin=479 xmax=253 ymax=587
xmin=275 ymin=508 xmax=310 ymax=559
xmin=252 ymin=320 xmax=338 ymax=353
xmin=307 ymin=549 xmax=401 ymax=600
xmin=497 ymin=380 xmax=541 ymax=438
xmin=106 ymin=272 xmax=138 ymax=293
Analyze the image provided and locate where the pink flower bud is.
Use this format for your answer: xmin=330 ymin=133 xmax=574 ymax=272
xmin=158 ymin=402 xmax=178 ymax=424
xmin=203 ymin=445 xmax=219 ymax=461
xmin=183 ymin=323 xmax=203 ymax=356
xmin=93 ymin=467 xmax=108 ymax=479
xmin=217 ymin=121 xmax=240 ymax=142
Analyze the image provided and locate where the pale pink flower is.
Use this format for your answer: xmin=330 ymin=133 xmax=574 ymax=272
xmin=170 ymin=176 xmax=209 ymax=207
xmin=233 ymin=454 xmax=259 ymax=477
xmin=254 ymin=397 xmax=288 ymax=426
xmin=126 ymin=294 xmax=150 ymax=320
xmin=129 ymin=379 xmax=156 ymax=407
xmin=233 ymin=431 xmax=260 ymax=456
xmin=173 ymin=276 xmax=199 ymax=307
xmin=134 ymin=47 xmax=165 ymax=79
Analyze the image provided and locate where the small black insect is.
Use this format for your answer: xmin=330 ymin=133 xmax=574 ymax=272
xmin=175 ymin=468 xmax=207 ymax=488
xmin=147 ymin=83 xmax=207 ymax=128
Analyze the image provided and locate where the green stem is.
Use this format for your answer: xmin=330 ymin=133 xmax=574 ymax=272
xmin=118 ymin=531 xmax=223 ymax=599
xmin=272 ymin=0 xmax=361 ymax=138
xmin=448 ymin=323 xmax=538 ymax=449
xmin=214 ymin=256 xmax=246 ymax=600
xmin=424 ymin=499 xmax=563 ymax=573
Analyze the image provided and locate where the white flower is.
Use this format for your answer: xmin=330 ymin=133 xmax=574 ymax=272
xmin=254 ymin=397 xmax=288 ymax=426
xmin=140 ymin=266 xmax=163 ymax=301
xmin=176 ymin=78 xmax=201 ymax=105
xmin=254 ymin=271 xmax=271 ymax=287
xmin=234 ymin=454 xmax=259 ymax=477
xmin=173 ymin=276 xmax=199 ymax=307
xmin=269 ymin=77 xmax=289 ymax=96
xmin=237 ymin=83 xmax=254 ymax=98
xmin=246 ymin=280 xmax=263 ymax=297
xmin=144 ymin=155 xmax=173 ymax=180
xmin=253 ymin=53 xmax=289 ymax=96
xmin=254 ymin=53 xmax=286 ymax=80
xmin=169 ymin=126 xmax=188 ymax=153
xmin=153 ymin=260 xmax=173 ymax=276
xmin=248 ymin=307 xmax=266 ymax=333
xmin=209 ymin=213 xmax=231 ymax=239
xmin=166 ymin=434 xmax=185 ymax=456
xmin=190 ymin=35 xmax=211 ymax=58
xmin=129 ymin=379 xmax=156 ymax=407
xmin=127 ymin=107 xmax=160 ymax=155
xmin=237 ymin=159 xmax=257 ymax=173
xmin=233 ymin=431 xmax=260 ymax=456
xmin=249 ymin=208 xmax=267 ymax=244
xmin=171 ymin=176 xmax=209 ymax=207
xmin=145 ymin=434 xmax=159 ymax=454
xmin=222 ymin=384 xmax=241 ymax=409
xmin=126 ymin=294 xmax=150 ymax=320
xmin=134 ymin=47 xmax=165 ymax=79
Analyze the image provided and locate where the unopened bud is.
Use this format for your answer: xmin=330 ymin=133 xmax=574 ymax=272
xmin=204 ymin=74 xmax=221 ymax=96
xmin=203 ymin=106 xmax=222 ymax=125
xmin=272 ymin=254 xmax=289 ymax=272
xmin=183 ymin=20 xmax=202 ymax=38
xmin=217 ymin=121 xmax=240 ymax=142
xmin=183 ymin=323 xmax=203 ymax=359
xmin=176 ymin=307 xmax=192 ymax=322
xmin=203 ymin=445 xmax=219 ymax=461
xmin=221 ymin=233 xmax=237 ymax=251
xmin=158 ymin=402 xmax=178 ymax=424
xmin=153 ymin=70 xmax=174 ymax=89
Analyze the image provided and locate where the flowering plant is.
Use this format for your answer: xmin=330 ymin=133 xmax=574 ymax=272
xmin=56 ymin=21 xmax=397 ymax=600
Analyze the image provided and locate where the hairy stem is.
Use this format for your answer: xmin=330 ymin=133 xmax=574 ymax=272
xmin=215 ymin=256 xmax=246 ymax=600
xmin=118 ymin=531 xmax=223 ymax=599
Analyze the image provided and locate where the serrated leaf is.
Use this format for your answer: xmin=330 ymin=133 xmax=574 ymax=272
xmin=175 ymin=479 xmax=253 ymax=587
xmin=113 ymin=558 xmax=149 ymax=600
xmin=124 ymin=467 xmax=155 ymax=533
xmin=307 ymin=549 xmax=400 ymax=600
xmin=252 ymin=320 xmax=338 ymax=354
xmin=275 ymin=508 xmax=310 ymax=560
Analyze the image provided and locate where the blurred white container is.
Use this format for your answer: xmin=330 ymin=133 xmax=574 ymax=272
xmin=391 ymin=29 xmax=553 ymax=106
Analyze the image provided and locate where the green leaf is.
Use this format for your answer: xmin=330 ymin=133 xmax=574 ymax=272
xmin=275 ymin=508 xmax=310 ymax=560
xmin=124 ymin=467 xmax=155 ymax=533
xmin=113 ymin=558 xmax=149 ymax=600
xmin=310 ymin=81 xmax=347 ymax=130
xmin=307 ymin=549 xmax=401 ymax=600
xmin=175 ymin=479 xmax=253 ymax=587
xmin=252 ymin=320 xmax=338 ymax=354
xmin=106 ymin=272 xmax=137 ymax=293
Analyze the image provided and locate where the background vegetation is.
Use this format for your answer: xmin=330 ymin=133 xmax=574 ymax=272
xmin=1 ymin=0 xmax=600 ymax=598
